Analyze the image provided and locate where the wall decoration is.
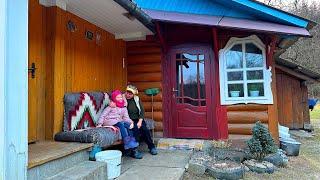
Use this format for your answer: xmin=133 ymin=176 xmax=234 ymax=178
xmin=85 ymin=30 xmax=94 ymax=40
xmin=67 ymin=20 xmax=76 ymax=32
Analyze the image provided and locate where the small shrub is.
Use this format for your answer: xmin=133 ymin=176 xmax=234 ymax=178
xmin=247 ymin=121 xmax=277 ymax=161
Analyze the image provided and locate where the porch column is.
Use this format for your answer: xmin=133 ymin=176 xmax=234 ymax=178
xmin=1 ymin=0 xmax=29 ymax=179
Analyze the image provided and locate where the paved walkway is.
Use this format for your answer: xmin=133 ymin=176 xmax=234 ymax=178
xmin=117 ymin=149 xmax=192 ymax=180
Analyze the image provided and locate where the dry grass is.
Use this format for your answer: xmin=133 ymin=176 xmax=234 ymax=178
xmin=183 ymin=119 xmax=320 ymax=180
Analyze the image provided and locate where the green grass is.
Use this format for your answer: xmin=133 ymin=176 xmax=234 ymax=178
xmin=310 ymin=104 xmax=320 ymax=119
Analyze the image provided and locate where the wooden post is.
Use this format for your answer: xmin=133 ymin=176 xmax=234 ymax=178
xmin=267 ymin=36 xmax=279 ymax=143
xmin=212 ymin=27 xmax=228 ymax=139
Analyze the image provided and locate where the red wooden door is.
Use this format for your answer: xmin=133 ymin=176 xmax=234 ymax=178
xmin=170 ymin=46 xmax=214 ymax=139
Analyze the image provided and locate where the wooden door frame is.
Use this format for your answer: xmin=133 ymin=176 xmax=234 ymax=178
xmin=162 ymin=43 xmax=218 ymax=139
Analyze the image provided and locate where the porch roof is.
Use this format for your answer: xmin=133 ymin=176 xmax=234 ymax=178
xmin=144 ymin=9 xmax=311 ymax=37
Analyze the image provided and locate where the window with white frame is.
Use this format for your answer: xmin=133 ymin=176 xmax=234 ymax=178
xmin=219 ymin=35 xmax=273 ymax=105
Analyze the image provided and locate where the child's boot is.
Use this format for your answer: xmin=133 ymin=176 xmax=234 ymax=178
xmin=128 ymin=137 xmax=139 ymax=149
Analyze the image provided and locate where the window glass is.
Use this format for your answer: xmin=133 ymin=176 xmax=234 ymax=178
xmin=245 ymin=43 xmax=263 ymax=68
xmin=227 ymin=71 xmax=243 ymax=81
xmin=226 ymin=44 xmax=243 ymax=69
xmin=247 ymin=70 xmax=263 ymax=80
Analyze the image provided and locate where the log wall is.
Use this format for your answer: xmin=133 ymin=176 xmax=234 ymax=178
xmin=126 ymin=38 xmax=163 ymax=136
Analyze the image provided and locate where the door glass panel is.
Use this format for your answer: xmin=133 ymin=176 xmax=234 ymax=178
xmin=183 ymin=60 xmax=198 ymax=106
xmin=227 ymin=71 xmax=243 ymax=81
xmin=228 ymin=84 xmax=244 ymax=97
xmin=175 ymin=53 xmax=206 ymax=106
xmin=226 ymin=44 xmax=243 ymax=69
xmin=246 ymin=43 xmax=263 ymax=68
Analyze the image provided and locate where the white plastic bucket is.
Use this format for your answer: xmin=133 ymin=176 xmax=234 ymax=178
xmin=95 ymin=150 xmax=122 ymax=179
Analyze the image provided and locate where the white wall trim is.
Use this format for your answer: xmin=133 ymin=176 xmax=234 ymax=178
xmin=39 ymin=0 xmax=67 ymax=10
xmin=219 ymin=35 xmax=273 ymax=105
xmin=0 ymin=0 xmax=7 ymax=179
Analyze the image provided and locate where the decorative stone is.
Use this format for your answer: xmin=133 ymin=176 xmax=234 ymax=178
xmin=244 ymin=166 xmax=250 ymax=172
xmin=187 ymin=151 xmax=211 ymax=176
xmin=264 ymin=149 xmax=288 ymax=167
xmin=243 ymin=159 xmax=275 ymax=174
xmin=209 ymin=148 xmax=246 ymax=163
xmin=206 ymin=160 xmax=244 ymax=180
xmin=188 ymin=161 xmax=206 ymax=176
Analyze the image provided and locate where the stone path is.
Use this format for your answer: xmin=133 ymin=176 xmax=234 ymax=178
xmin=117 ymin=149 xmax=192 ymax=180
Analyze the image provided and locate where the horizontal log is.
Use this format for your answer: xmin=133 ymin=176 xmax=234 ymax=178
xmin=132 ymin=82 xmax=162 ymax=91
xmin=128 ymin=63 xmax=162 ymax=73
xmin=154 ymin=131 xmax=163 ymax=138
xmin=127 ymin=46 xmax=161 ymax=55
xmin=145 ymin=111 xmax=163 ymax=122
xmin=128 ymin=54 xmax=161 ymax=65
xmin=154 ymin=121 xmax=163 ymax=131
xmin=227 ymin=104 xmax=268 ymax=111
xmin=143 ymin=102 xmax=163 ymax=111
xmin=228 ymin=123 xmax=268 ymax=135
xmin=140 ymin=92 xmax=162 ymax=102
xmin=227 ymin=111 xmax=268 ymax=124
xmin=128 ymin=72 xmax=162 ymax=82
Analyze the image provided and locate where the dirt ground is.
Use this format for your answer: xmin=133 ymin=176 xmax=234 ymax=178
xmin=183 ymin=118 xmax=320 ymax=180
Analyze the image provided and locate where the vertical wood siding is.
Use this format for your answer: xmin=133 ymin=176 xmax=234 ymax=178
xmin=276 ymin=69 xmax=309 ymax=129
xmin=30 ymin=5 xmax=127 ymax=138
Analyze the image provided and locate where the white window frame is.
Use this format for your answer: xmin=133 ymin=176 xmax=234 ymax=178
xmin=219 ymin=35 xmax=273 ymax=105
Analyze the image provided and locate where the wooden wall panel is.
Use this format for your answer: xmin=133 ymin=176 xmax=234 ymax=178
xmin=276 ymin=69 xmax=308 ymax=129
xmin=126 ymin=39 xmax=163 ymax=135
xmin=44 ymin=7 xmax=126 ymax=137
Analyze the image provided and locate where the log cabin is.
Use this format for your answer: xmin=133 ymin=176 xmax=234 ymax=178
xmin=1 ymin=0 xmax=317 ymax=178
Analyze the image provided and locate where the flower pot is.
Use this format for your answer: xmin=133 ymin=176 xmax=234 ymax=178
xmin=249 ymin=90 xmax=260 ymax=97
xmin=230 ymin=91 xmax=240 ymax=97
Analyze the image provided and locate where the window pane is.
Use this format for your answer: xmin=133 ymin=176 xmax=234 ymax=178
xmin=199 ymin=60 xmax=205 ymax=100
xmin=183 ymin=58 xmax=198 ymax=106
xmin=246 ymin=43 xmax=263 ymax=68
xmin=228 ymin=84 xmax=244 ymax=97
xmin=247 ymin=70 xmax=263 ymax=80
xmin=226 ymin=44 xmax=243 ymax=69
xmin=182 ymin=53 xmax=197 ymax=61
xmin=227 ymin=71 xmax=243 ymax=81
xmin=248 ymin=83 xmax=264 ymax=97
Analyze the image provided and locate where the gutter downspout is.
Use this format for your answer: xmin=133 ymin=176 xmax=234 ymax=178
xmin=114 ymin=0 xmax=155 ymax=33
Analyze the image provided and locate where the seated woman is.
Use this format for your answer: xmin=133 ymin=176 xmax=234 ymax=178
xmin=125 ymin=85 xmax=158 ymax=155
xmin=97 ymin=90 xmax=143 ymax=159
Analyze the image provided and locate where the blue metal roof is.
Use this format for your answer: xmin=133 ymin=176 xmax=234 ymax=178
xmin=133 ymin=0 xmax=311 ymax=28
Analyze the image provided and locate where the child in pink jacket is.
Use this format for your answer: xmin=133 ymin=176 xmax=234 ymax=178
xmin=98 ymin=90 xmax=142 ymax=159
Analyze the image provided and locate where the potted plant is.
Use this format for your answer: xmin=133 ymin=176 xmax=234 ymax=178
xmin=249 ymin=84 xmax=260 ymax=97
xmin=229 ymin=84 xmax=242 ymax=97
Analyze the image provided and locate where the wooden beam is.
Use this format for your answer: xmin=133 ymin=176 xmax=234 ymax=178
xmin=267 ymin=35 xmax=279 ymax=143
xmin=155 ymin=22 xmax=167 ymax=53
xmin=212 ymin=27 xmax=228 ymax=139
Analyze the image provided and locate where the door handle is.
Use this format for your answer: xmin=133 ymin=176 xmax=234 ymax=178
xmin=172 ymin=88 xmax=179 ymax=92
xmin=28 ymin=62 xmax=37 ymax=79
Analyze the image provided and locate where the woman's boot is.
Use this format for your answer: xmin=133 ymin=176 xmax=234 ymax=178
xmin=130 ymin=148 xmax=143 ymax=159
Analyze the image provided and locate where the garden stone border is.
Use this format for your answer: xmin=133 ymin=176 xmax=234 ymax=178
xmin=243 ymin=159 xmax=275 ymax=174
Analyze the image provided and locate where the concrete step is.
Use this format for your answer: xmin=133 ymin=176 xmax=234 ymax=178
xmin=45 ymin=161 xmax=108 ymax=180
xmin=28 ymin=145 xmax=91 ymax=180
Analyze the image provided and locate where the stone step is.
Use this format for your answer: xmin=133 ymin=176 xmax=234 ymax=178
xmin=28 ymin=145 xmax=91 ymax=180
xmin=45 ymin=161 xmax=108 ymax=180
